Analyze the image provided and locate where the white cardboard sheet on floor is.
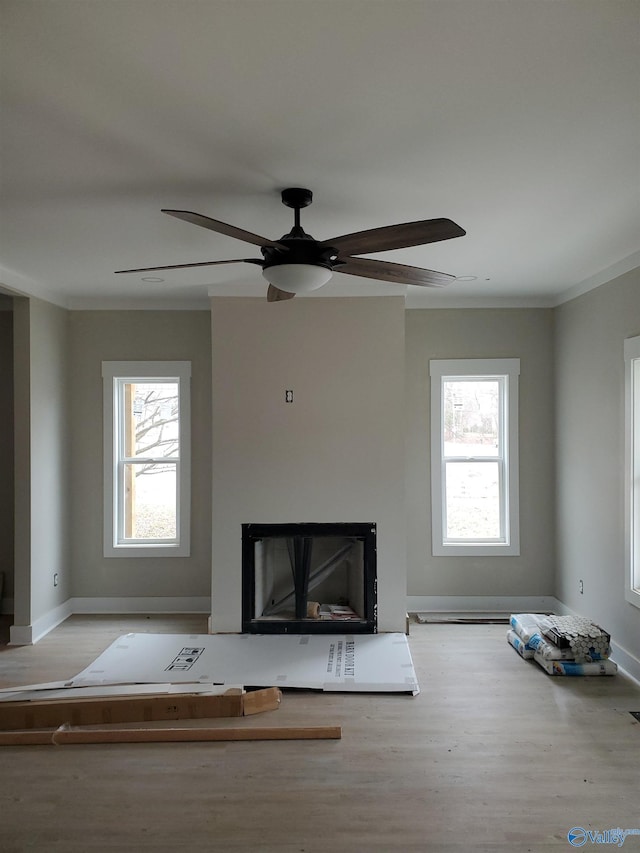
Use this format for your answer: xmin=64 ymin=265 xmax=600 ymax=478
xmin=0 ymin=682 xmax=242 ymax=703
xmin=69 ymin=632 xmax=420 ymax=695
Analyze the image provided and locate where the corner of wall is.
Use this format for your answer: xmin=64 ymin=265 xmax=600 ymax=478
xmin=9 ymin=599 xmax=72 ymax=646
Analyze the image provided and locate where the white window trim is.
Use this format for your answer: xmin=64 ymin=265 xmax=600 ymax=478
xmin=102 ymin=361 xmax=191 ymax=558
xmin=624 ymin=337 xmax=640 ymax=608
xmin=430 ymin=358 xmax=520 ymax=557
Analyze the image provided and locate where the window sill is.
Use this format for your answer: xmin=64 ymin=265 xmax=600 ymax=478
xmin=104 ymin=543 xmax=190 ymax=559
xmin=432 ymin=543 xmax=520 ymax=557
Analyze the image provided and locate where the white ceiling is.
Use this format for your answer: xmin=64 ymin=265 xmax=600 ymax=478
xmin=1 ymin=0 xmax=639 ymax=309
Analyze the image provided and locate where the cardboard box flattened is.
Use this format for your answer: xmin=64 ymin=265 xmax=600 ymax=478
xmin=0 ymin=687 xmax=280 ymax=731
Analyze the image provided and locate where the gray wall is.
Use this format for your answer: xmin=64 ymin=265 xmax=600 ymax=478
xmin=12 ymin=297 xmax=71 ymax=631
xmin=406 ymin=308 xmax=556 ymax=598
xmin=9 ymin=278 xmax=640 ymax=670
xmin=30 ymin=299 xmax=71 ymax=619
xmin=555 ymin=267 xmax=640 ymax=665
xmin=0 ymin=303 xmax=14 ymax=607
xmin=210 ymin=296 xmax=407 ymax=632
xmin=12 ymin=298 xmax=30 ymax=627
xmin=68 ymin=311 xmax=212 ymax=599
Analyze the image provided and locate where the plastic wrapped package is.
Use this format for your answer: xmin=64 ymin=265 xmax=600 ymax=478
xmin=533 ymin=653 xmax=617 ymax=676
xmin=507 ymin=629 xmax=535 ymax=659
xmin=509 ymin=613 xmax=547 ymax=644
xmin=508 ymin=613 xmax=616 ymax=676
xmin=527 ymin=633 xmax=580 ymax=661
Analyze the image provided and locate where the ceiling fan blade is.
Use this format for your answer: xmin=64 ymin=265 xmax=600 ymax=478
xmin=323 ymin=218 xmax=465 ymax=256
xmin=162 ymin=209 xmax=288 ymax=250
xmin=267 ymin=284 xmax=296 ymax=302
xmin=115 ymin=259 xmax=263 ymax=274
xmin=336 ymin=257 xmax=455 ymax=288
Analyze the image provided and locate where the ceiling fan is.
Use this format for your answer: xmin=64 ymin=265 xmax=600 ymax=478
xmin=115 ymin=188 xmax=466 ymax=302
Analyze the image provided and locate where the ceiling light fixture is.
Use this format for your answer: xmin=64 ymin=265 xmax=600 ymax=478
xmin=455 ymin=275 xmax=477 ymax=282
xmin=141 ymin=276 xmax=165 ymax=282
xmin=262 ymin=263 xmax=333 ymax=294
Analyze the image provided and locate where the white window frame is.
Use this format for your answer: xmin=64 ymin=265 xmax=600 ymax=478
xmin=430 ymin=358 xmax=520 ymax=556
xmin=624 ymin=337 xmax=640 ymax=608
xmin=102 ymin=361 xmax=191 ymax=558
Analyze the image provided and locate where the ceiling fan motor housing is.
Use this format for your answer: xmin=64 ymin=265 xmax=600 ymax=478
xmin=261 ymin=238 xmax=337 ymax=270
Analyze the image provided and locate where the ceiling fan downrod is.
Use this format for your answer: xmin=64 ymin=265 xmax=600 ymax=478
xmin=280 ymin=187 xmax=314 ymax=239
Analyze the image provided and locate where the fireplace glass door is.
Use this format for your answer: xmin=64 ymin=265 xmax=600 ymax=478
xmin=242 ymin=523 xmax=377 ymax=634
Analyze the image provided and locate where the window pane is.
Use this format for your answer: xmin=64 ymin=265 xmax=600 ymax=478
xmin=123 ymin=382 xmax=180 ymax=459
xmin=123 ymin=462 xmax=177 ymax=540
xmin=443 ymin=379 xmax=500 ymax=457
xmin=445 ymin=461 xmax=500 ymax=539
xmin=104 ymin=360 xmax=191 ymax=558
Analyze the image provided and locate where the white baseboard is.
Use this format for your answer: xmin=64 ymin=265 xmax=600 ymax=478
xmin=406 ymin=595 xmax=561 ymax=615
xmin=8 ymin=597 xmax=211 ymax=645
xmin=609 ymin=640 xmax=640 ymax=688
xmin=9 ymin=599 xmax=72 ymax=646
xmin=70 ymin=596 xmax=211 ymax=614
xmin=8 ymin=625 xmax=32 ymax=645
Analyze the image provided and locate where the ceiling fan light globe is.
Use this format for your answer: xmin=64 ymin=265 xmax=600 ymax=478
xmin=262 ymin=264 xmax=333 ymax=294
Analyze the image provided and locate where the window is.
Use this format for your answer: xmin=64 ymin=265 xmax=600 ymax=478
xmin=430 ymin=359 xmax=520 ymax=556
xmin=624 ymin=337 xmax=640 ymax=608
xmin=102 ymin=361 xmax=191 ymax=557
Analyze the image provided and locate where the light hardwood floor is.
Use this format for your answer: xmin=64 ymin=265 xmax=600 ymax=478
xmin=1 ymin=615 xmax=639 ymax=852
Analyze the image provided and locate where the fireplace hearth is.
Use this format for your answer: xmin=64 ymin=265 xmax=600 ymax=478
xmin=241 ymin=523 xmax=377 ymax=634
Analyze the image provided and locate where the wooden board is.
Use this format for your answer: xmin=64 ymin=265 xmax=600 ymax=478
xmin=0 ymin=687 xmax=281 ymax=731
xmin=0 ymin=723 xmax=341 ymax=746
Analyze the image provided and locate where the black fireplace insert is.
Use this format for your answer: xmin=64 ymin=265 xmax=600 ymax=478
xmin=241 ymin=522 xmax=377 ymax=634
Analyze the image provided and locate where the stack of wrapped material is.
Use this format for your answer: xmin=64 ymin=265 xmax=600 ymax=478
xmin=508 ymin=613 xmax=617 ymax=676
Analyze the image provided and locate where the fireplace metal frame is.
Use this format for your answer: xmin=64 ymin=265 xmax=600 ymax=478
xmin=241 ymin=522 xmax=377 ymax=634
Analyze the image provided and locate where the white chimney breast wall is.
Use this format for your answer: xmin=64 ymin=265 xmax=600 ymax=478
xmin=210 ymin=296 xmax=406 ymax=633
